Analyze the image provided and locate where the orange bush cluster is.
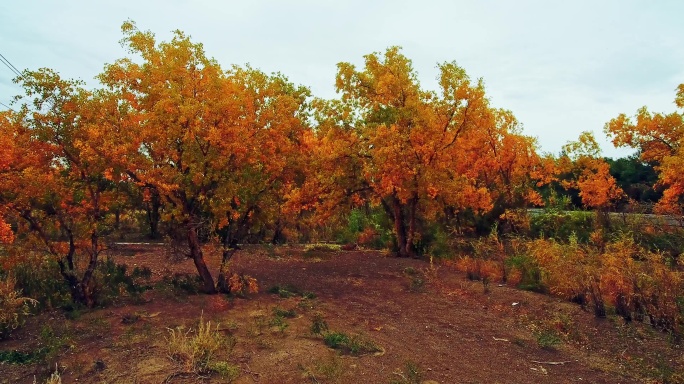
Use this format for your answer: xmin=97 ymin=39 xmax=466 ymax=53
xmin=455 ymin=234 xmax=684 ymax=335
xmin=0 ymin=219 xmax=13 ymax=244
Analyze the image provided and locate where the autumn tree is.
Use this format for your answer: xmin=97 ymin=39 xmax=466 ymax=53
xmin=559 ymin=132 xmax=624 ymax=211
xmin=463 ymin=109 xmax=547 ymax=233
xmin=298 ymin=47 xmax=542 ymax=257
xmin=0 ymin=115 xmax=15 ymax=244
xmin=0 ymin=70 xmax=118 ymax=306
xmin=605 ymin=85 xmax=684 ymax=214
xmin=0 ymin=114 xmax=16 ymax=245
xmin=98 ymin=22 xmax=310 ymax=293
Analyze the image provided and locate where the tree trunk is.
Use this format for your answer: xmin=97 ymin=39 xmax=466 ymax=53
xmin=217 ymin=247 xmax=237 ymax=294
xmin=588 ymin=282 xmax=606 ymax=318
xmin=55 ymin=232 xmax=93 ymax=307
xmin=392 ymin=197 xmax=411 ymax=257
xmin=272 ymin=219 xmax=285 ymax=244
xmin=114 ymin=209 xmax=121 ymax=231
xmin=79 ymin=233 xmax=101 ymax=307
xmin=58 ymin=262 xmax=94 ymax=307
xmin=406 ymin=194 xmax=418 ymax=258
xmin=187 ymin=226 xmax=217 ymax=294
xmin=147 ymin=190 xmax=161 ymax=239
xmin=59 ymin=267 xmax=86 ymax=306
xmin=615 ymin=292 xmax=631 ymax=322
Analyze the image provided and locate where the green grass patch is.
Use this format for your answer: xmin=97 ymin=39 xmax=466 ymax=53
xmin=323 ymin=331 xmax=382 ymax=356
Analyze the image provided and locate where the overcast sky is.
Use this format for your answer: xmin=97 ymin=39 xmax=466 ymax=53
xmin=1 ymin=0 xmax=682 ymax=158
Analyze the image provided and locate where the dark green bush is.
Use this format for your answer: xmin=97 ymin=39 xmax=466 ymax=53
xmin=530 ymin=209 xmax=594 ymax=242
xmin=414 ymin=224 xmax=454 ymax=259
xmin=93 ymin=258 xmax=152 ymax=305
xmin=323 ymin=332 xmax=349 ymax=349
xmin=335 ymin=208 xmax=393 ymax=249
xmin=323 ymin=331 xmax=381 ymax=355
xmin=166 ymin=273 xmax=204 ymax=295
xmin=9 ymin=258 xmax=70 ymax=311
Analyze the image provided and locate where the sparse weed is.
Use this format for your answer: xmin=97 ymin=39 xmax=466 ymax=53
xmin=535 ymin=329 xmax=562 ymax=349
xmin=39 ymin=324 xmax=71 ymax=361
xmin=93 ymin=258 xmax=152 ymax=306
xmin=209 ymin=361 xmax=240 ymax=381
xmin=166 ymin=315 xmax=235 ymax=374
xmin=0 ymin=274 xmax=37 ymax=339
xmin=310 ymin=312 xmax=329 ymax=336
xmin=300 ymin=352 xmax=345 ymax=382
xmin=390 ymin=360 xmax=423 ymax=384
xmin=273 ymin=306 xmax=297 ymax=319
xmin=224 ymin=272 xmax=259 ymax=297
xmin=247 ymin=315 xmax=268 ymax=338
xmin=269 ymin=313 xmax=289 ymax=334
xmin=33 ymin=365 xmax=62 ymax=384
xmin=0 ymin=348 xmax=49 ymax=365
xmin=268 ymin=284 xmax=316 ymax=299
xmin=403 ymin=267 xmax=425 ymax=293
xmin=304 ymin=243 xmax=341 ymax=253
xmin=9 ymin=253 xmax=71 ymax=311
xmin=303 ymin=243 xmax=341 ymax=260
xmin=323 ymin=332 xmax=349 ymax=349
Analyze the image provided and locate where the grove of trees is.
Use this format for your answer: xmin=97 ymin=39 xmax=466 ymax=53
xmin=0 ymin=22 xmax=682 ymax=336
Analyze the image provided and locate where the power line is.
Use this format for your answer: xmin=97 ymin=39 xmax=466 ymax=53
xmin=0 ymin=53 xmax=22 ymax=113
xmin=0 ymin=101 xmax=15 ymax=111
xmin=0 ymin=52 xmax=22 ymax=78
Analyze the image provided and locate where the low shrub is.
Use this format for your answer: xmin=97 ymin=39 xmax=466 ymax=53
xmin=310 ymin=312 xmax=329 ymax=336
xmin=528 ymin=235 xmax=684 ymax=335
xmin=322 ymin=331 xmax=382 ymax=356
xmin=166 ymin=273 xmax=204 ymax=295
xmin=225 ymin=272 xmax=258 ymax=297
xmin=0 ymin=275 xmax=37 ymax=339
xmin=93 ymin=258 xmax=152 ymax=306
xmin=8 ymin=255 xmax=70 ymax=311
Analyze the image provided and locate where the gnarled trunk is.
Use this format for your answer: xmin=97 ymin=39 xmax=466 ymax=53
xmin=187 ymin=225 xmax=217 ymax=294
xmin=54 ymin=230 xmax=98 ymax=307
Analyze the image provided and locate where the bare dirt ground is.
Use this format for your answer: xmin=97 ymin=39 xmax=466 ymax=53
xmin=1 ymin=244 xmax=682 ymax=383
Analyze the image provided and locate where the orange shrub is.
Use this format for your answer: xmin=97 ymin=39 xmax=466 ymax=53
xmin=356 ymin=227 xmax=379 ymax=247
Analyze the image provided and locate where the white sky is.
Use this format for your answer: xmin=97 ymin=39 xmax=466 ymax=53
xmin=1 ymin=0 xmax=683 ymax=158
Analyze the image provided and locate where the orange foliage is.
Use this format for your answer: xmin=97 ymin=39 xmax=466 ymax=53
xmin=0 ymin=219 xmax=12 ymax=244
xmin=228 ymin=273 xmax=259 ymax=296
xmin=97 ymin=21 xmax=311 ymax=292
xmin=0 ymin=71 xmax=114 ymax=306
xmin=560 ymin=132 xmax=624 ymax=210
xmin=356 ymin=227 xmax=379 ymax=247
xmin=455 ymin=257 xmax=502 ymax=284
xmin=605 ymin=85 xmax=684 ymax=214
xmin=527 ymin=236 xmax=684 ymax=332
xmin=298 ymin=47 xmax=545 ymax=256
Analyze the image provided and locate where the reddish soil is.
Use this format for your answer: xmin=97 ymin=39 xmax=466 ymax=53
xmin=1 ymin=244 xmax=682 ymax=383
